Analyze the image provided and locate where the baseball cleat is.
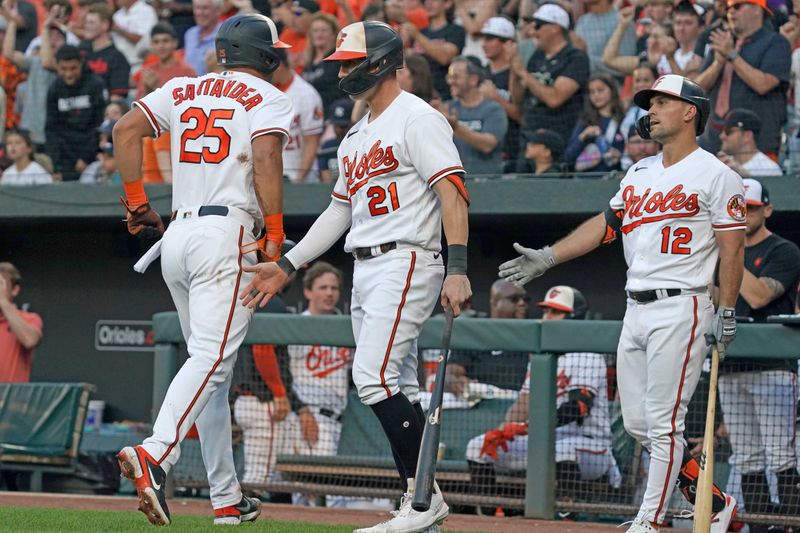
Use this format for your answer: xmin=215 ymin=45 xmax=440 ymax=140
xmin=213 ymin=495 xmax=262 ymax=526
xmin=353 ymin=486 xmax=448 ymax=533
xmin=117 ymin=446 xmax=171 ymax=526
xmin=622 ymin=518 xmax=659 ymax=532
xmin=710 ymin=494 xmax=737 ymax=533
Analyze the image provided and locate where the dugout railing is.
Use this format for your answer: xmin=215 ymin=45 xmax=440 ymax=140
xmin=153 ymin=312 xmax=800 ymax=526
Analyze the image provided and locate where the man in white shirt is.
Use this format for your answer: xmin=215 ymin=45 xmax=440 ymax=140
xmin=718 ymin=108 xmax=783 ymax=177
xmin=111 ymin=0 xmax=158 ymax=72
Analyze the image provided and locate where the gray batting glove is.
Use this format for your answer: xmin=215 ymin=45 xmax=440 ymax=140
xmin=497 ymin=243 xmax=557 ymax=287
xmin=707 ymin=306 xmax=736 ymax=361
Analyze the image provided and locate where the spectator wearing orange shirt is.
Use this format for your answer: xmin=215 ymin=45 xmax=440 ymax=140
xmin=280 ymin=0 xmax=319 ymax=71
xmin=0 ymin=262 xmax=43 ymax=383
xmin=135 ymin=23 xmax=195 ymax=99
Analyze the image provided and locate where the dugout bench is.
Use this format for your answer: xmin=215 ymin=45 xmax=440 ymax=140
xmin=153 ymin=312 xmax=800 ymax=522
xmin=0 ymin=382 xmax=95 ymax=491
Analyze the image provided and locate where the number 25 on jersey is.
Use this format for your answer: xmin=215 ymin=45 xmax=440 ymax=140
xmin=179 ymin=108 xmax=234 ymax=164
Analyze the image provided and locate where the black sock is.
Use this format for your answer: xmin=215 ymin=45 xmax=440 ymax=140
xmin=676 ymin=450 xmax=726 ymax=513
xmin=370 ymin=393 xmax=424 ymax=481
xmin=776 ymin=467 xmax=800 ymax=515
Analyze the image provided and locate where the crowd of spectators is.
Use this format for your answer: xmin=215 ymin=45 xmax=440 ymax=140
xmin=0 ymin=0 xmax=797 ymax=184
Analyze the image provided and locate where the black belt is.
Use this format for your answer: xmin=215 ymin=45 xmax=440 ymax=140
xmin=627 ymin=288 xmax=682 ymax=303
xmin=170 ymin=205 xmax=229 ymax=221
xmin=352 ymin=241 xmax=397 ymax=260
xmin=318 ymin=408 xmax=343 ymax=423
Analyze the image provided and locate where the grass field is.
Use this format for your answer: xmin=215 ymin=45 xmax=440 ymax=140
xmin=2 ymin=507 xmax=478 ymax=533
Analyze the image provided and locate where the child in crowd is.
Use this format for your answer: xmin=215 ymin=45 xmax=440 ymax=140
xmin=0 ymin=130 xmax=53 ymax=185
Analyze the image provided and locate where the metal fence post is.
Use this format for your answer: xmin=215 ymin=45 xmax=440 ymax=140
xmin=525 ymin=352 xmax=556 ymax=519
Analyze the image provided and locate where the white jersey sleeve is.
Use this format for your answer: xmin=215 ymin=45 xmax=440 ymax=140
xmin=405 ymin=111 xmax=466 ymax=187
xmin=709 ymin=167 xmax=747 ymax=232
xmin=249 ymin=93 xmax=294 ymax=149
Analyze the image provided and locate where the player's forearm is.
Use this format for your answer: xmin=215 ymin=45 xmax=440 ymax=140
xmin=114 ymin=123 xmax=145 ymax=184
xmin=437 ymin=179 xmax=469 ymax=246
xmin=716 ymin=231 xmax=745 ymax=308
xmin=504 ymin=393 xmax=529 ymax=424
xmin=551 ymin=213 xmax=605 ymax=264
xmin=0 ymin=302 xmax=42 ymax=350
xmin=253 ymin=135 xmax=284 ymax=216
xmin=284 ymin=200 xmax=351 ymax=268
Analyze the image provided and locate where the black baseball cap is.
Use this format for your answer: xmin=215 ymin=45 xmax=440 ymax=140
xmin=329 ymin=98 xmax=354 ymax=125
xmin=293 ymin=0 xmax=320 ymax=13
xmin=523 ymin=128 xmax=565 ymax=156
xmin=724 ymin=108 xmax=761 ymax=135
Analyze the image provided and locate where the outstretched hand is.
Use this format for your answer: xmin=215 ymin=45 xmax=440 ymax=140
xmin=239 ymin=262 xmax=289 ymax=309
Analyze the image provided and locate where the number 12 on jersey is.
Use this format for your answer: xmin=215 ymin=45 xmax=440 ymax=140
xmin=660 ymin=226 xmax=692 ymax=255
xmin=368 ymin=182 xmax=400 ymax=216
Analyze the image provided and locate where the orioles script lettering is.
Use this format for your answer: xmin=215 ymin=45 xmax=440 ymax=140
xmin=343 ymin=140 xmax=399 ymax=197
xmin=620 ymin=184 xmax=700 ymax=233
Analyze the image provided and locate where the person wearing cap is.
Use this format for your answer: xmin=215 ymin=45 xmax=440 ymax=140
xmin=280 ymin=0 xmax=321 ymax=70
xmin=478 ymin=16 xmax=522 ymax=173
xmin=622 ymin=124 xmax=659 ymax=171
xmin=695 ymin=0 xmax=791 ymax=158
xmin=510 ymin=2 xmax=590 ymax=166
xmin=500 ymin=73 xmax=745 ymax=532
xmin=464 ymin=285 xmax=622 ymax=513
xmin=317 ymin=97 xmax=353 ymax=182
xmin=575 ymin=0 xmax=637 ymax=78
xmin=522 ymin=128 xmax=566 ymax=176
xmin=713 ymin=178 xmax=800 ymax=528
xmin=718 ymin=108 xmax=783 ymax=177
xmin=184 ymin=0 xmax=223 ymax=76
xmin=440 ymin=55 xmax=508 ymax=176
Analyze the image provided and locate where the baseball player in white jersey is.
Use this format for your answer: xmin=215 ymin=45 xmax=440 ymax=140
xmin=466 ymin=286 xmax=621 ymax=502
xmin=113 ymin=14 xmax=293 ymax=526
xmin=499 ymin=75 xmax=746 ymax=532
xmin=269 ymin=48 xmax=324 ymax=183
xmin=240 ymin=21 xmax=472 ymax=533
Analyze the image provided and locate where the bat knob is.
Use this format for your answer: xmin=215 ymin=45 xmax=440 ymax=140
xmin=704 ymin=333 xmax=716 ymax=346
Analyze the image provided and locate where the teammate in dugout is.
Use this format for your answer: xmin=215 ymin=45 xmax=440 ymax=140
xmin=499 ymin=74 xmax=745 ymax=532
xmin=465 ymin=286 xmax=622 ymax=505
xmin=240 ymin=21 xmax=471 ymax=533
xmin=112 ymin=14 xmax=294 ymax=526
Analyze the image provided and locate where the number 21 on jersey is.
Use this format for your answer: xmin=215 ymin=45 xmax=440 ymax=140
xmin=367 ymin=181 xmax=400 ymax=216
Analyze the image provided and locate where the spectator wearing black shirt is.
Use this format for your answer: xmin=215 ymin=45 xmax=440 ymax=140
xmin=715 ymin=179 xmax=800 ymax=526
xmin=447 ymin=280 xmax=531 ymax=393
xmin=79 ymin=3 xmax=131 ymax=101
xmin=522 ymin=128 xmax=566 ymax=177
xmin=478 ymin=16 xmax=522 ymax=173
xmin=45 ymin=45 xmax=106 ymax=181
xmin=301 ymin=12 xmax=342 ymax=118
xmin=695 ymin=0 xmax=790 ymax=157
xmin=401 ymin=0 xmax=465 ymax=100
xmin=317 ymin=98 xmax=353 ymax=183
xmin=511 ymin=3 xmax=589 ymax=172
xmin=3 ymin=0 xmax=37 ymax=53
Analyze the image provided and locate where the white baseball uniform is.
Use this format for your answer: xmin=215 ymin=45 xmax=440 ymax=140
xmin=466 ymin=353 xmax=622 ymax=486
xmin=326 ymin=91 xmax=465 ymax=406
xmin=133 ymin=70 xmax=293 ymax=510
xmin=610 ymin=148 xmax=745 ymax=524
xmin=279 ymin=73 xmax=324 ymax=183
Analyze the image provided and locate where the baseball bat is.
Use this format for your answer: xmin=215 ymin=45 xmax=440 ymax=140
xmin=412 ymin=309 xmax=455 ymax=512
xmin=693 ymin=338 xmax=720 ymax=533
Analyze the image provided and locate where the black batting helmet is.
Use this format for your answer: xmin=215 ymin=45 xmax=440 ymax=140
xmin=215 ymin=14 xmax=290 ymax=76
xmin=633 ymin=74 xmax=710 ymax=139
xmin=323 ymin=21 xmax=403 ymax=96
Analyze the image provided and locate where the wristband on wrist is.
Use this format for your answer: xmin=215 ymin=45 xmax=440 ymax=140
xmin=447 ymin=244 xmax=467 ymax=275
xmin=264 ymin=213 xmax=284 ymax=243
xmin=277 ymin=256 xmax=296 ymax=276
xmin=123 ymin=179 xmax=148 ymax=207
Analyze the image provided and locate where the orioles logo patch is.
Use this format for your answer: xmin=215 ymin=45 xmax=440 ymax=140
xmin=336 ymin=31 xmax=347 ymax=49
xmin=727 ymin=194 xmax=747 ymax=222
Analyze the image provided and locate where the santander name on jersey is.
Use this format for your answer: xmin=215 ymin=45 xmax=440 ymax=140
xmin=610 ymin=148 xmax=746 ymax=291
xmin=331 ymin=91 xmax=465 ymax=252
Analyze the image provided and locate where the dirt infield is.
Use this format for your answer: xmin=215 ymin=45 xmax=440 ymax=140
xmin=0 ymin=492 xmax=635 ymax=532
